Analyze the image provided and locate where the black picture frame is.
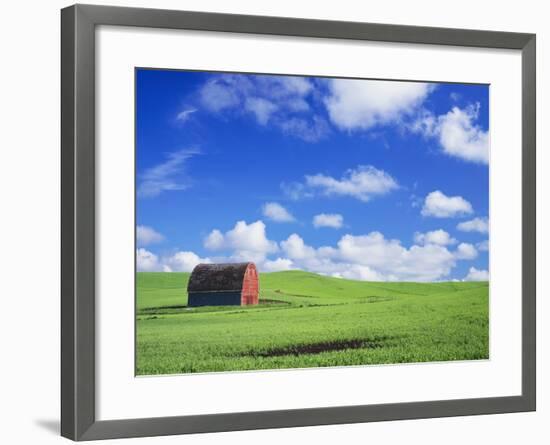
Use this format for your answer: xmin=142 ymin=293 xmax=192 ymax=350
xmin=61 ymin=4 xmax=536 ymax=441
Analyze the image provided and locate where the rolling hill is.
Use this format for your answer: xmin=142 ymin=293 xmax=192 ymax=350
xmin=136 ymin=271 xmax=489 ymax=375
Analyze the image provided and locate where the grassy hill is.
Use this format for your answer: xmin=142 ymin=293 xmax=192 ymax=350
xmin=136 ymin=271 xmax=488 ymax=375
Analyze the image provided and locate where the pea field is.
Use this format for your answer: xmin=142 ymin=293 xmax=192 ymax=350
xmin=136 ymin=271 xmax=489 ymax=375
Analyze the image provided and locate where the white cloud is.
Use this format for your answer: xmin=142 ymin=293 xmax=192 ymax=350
xmin=136 ymin=225 xmax=164 ymax=246
xmin=160 ymin=218 xmax=484 ymax=281
xmin=324 ymin=79 xmax=432 ymax=130
xmin=204 ymin=220 xmax=278 ymax=262
xmin=332 ymin=265 xmax=385 ymax=282
xmin=412 ymin=103 xmax=489 ymax=164
xmin=464 ymin=267 xmax=489 ymax=281
xmin=278 ymin=116 xmax=330 ymax=142
xmin=198 ymin=74 xmax=440 ymax=141
xmin=421 ymin=190 xmax=473 ymax=218
xmin=203 ymin=229 xmax=224 ymax=250
xmin=409 ymin=108 xmax=438 ymax=137
xmin=438 ymin=104 xmax=489 ymax=164
xmin=137 ymin=148 xmax=200 ymax=198
xmin=454 ymin=242 xmax=478 ymax=260
xmin=281 ymin=181 xmax=314 ymax=200
xmin=477 ymin=240 xmax=489 ymax=252
xmin=414 ymin=229 xmax=457 ymax=246
xmin=136 ymin=248 xmax=161 ymax=272
xmin=224 ymin=221 xmax=278 ymax=254
xmin=450 ymin=92 xmax=461 ymax=102
xmin=175 ymin=108 xmax=197 ymax=123
xmin=262 ymin=257 xmax=294 ymax=272
xmin=334 ymin=233 xmax=457 ymax=282
xmin=163 ymin=251 xmax=211 ymax=272
xmin=286 ymin=98 xmax=310 ymax=112
xmin=198 ymin=74 xmax=326 ymax=142
xmin=262 ymin=202 xmax=295 ymax=222
xmin=457 ymin=217 xmax=489 ymax=234
xmin=137 ymin=248 xmax=211 ymax=273
xmin=245 ymin=97 xmax=278 ymax=125
xmin=280 ymin=233 xmax=317 ymax=260
xmin=276 ymin=76 xmax=313 ymax=96
xmin=199 ymin=79 xmax=241 ymax=112
xmin=279 ymin=231 xmax=461 ymax=282
xmin=290 ymin=165 xmax=398 ymax=202
xmin=313 ymin=213 xmax=344 ymax=229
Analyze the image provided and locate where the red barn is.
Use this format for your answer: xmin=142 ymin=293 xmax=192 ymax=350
xmin=187 ymin=262 xmax=259 ymax=307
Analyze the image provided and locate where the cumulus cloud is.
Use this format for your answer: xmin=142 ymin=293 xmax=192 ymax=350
xmin=245 ymin=97 xmax=278 ymax=125
xmin=438 ymin=104 xmax=489 ymax=164
xmin=137 ymin=148 xmax=200 ymax=198
xmin=136 ymin=225 xmax=164 ymax=246
xmin=324 ymin=79 xmax=432 ymax=130
xmin=203 ymin=229 xmax=224 ymax=250
xmin=279 ymin=231 xmax=461 ymax=282
xmin=262 ymin=257 xmax=294 ymax=272
xmin=136 ymin=248 xmax=161 ymax=272
xmin=414 ymin=229 xmax=457 ymax=246
xmin=142 ymin=219 xmax=483 ymax=281
xmin=199 ymin=78 xmax=241 ymax=112
xmin=137 ymin=248 xmax=210 ymax=272
xmin=411 ymin=103 xmax=489 ymax=164
xmin=204 ymin=220 xmax=278 ymax=263
xmin=464 ymin=267 xmax=489 ymax=281
xmin=262 ymin=202 xmax=295 ymax=222
xmin=180 ymin=222 xmax=478 ymax=281
xmin=280 ymin=233 xmax=317 ymax=260
xmin=313 ymin=213 xmax=344 ymax=229
xmin=275 ymin=76 xmax=313 ymax=96
xmin=198 ymin=74 xmax=327 ymax=142
xmin=454 ymin=242 xmax=478 ymax=260
xmin=335 ymin=233 xmax=458 ymax=282
xmin=332 ymin=265 xmax=385 ymax=282
xmin=163 ymin=251 xmax=211 ymax=272
xmin=477 ymin=240 xmax=489 ymax=252
xmin=457 ymin=217 xmax=489 ymax=234
xmin=421 ymin=190 xmax=473 ymax=218
xmin=285 ymin=165 xmax=398 ymax=202
xmin=198 ymin=74 xmax=438 ymax=142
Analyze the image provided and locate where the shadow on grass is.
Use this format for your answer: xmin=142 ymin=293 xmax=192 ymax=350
xmin=241 ymin=336 xmax=394 ymax=358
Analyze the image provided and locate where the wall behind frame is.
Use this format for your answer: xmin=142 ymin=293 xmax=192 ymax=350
xmin=0 ymin=0 xmax=546 ymax=444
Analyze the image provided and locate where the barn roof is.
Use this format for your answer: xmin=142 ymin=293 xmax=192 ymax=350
xmin=187 ymin=263 xmax=255 ymax=293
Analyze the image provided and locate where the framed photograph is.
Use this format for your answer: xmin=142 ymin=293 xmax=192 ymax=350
xmin=61 ymin=4 xmax=536 ymax=441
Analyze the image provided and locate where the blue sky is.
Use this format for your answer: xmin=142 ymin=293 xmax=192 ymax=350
xmin=136 ymin=69 xmax=489 ymax=282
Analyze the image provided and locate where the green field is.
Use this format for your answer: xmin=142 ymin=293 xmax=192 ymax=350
xmin=136 ymin=271 xmax=489 ymax=375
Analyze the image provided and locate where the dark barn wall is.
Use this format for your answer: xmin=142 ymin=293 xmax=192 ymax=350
xmin=187 ymin=291 xmax=242 ymax=307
